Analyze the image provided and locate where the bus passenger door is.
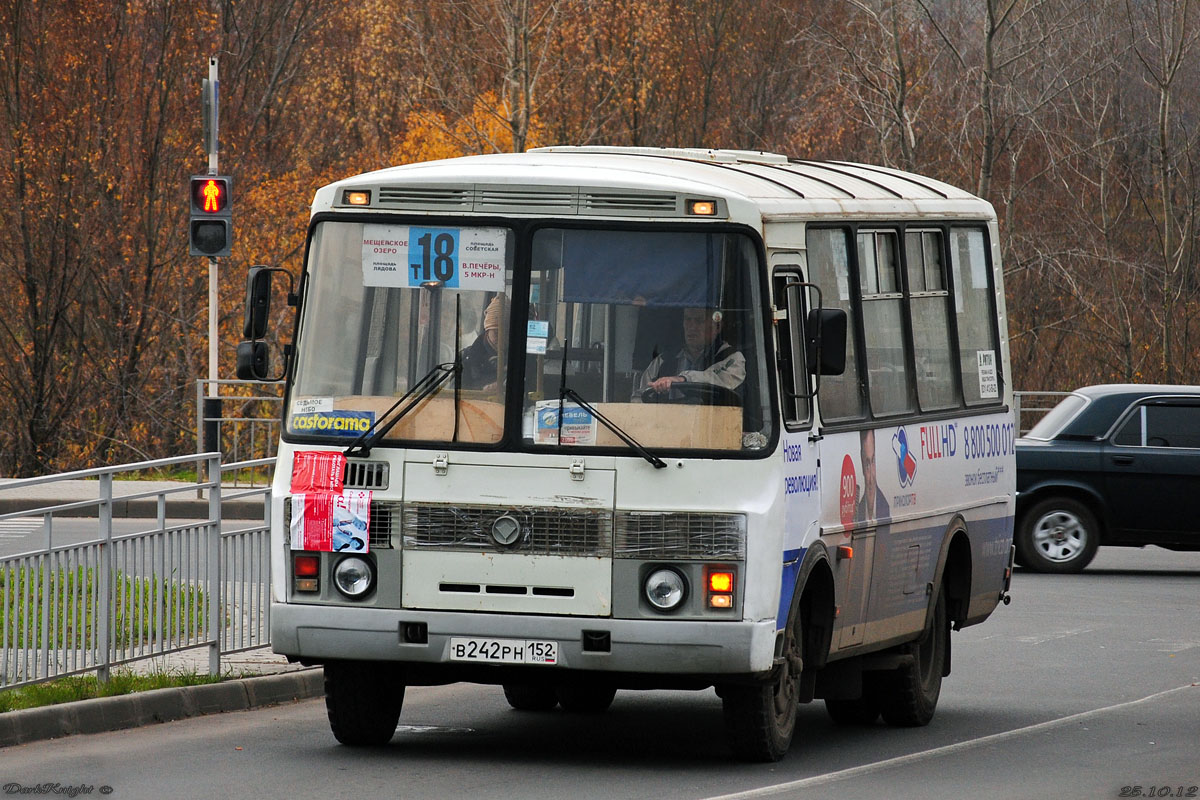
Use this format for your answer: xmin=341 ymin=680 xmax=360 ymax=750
xmin=772 ymin=256 xmax=822 ymax=629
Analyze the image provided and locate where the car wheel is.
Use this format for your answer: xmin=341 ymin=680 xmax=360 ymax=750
xmin=1017 ymin=497 xmax=1100 ymax=573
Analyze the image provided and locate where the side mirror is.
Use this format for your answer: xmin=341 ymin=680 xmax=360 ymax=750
xmin=243 ymin=265 xmax=272 ymax=339
xmin=807 ymin=308 xmax=847 ymax=376
xmin=236 ymin=340 xmax=270 ymax=381
xmin=236 ymin=265 xmax=295 ymax=383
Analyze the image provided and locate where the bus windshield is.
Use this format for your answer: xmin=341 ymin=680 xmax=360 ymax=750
xmin=286 ymin=221 xmax=773 ymax=453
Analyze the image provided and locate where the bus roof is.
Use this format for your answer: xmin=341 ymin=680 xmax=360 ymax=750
xmin=316 ymin=147 xmax=994 ymax=221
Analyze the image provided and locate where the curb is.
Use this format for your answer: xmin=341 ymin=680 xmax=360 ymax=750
xmin=0 ymin=668 xmax=324 ymax=748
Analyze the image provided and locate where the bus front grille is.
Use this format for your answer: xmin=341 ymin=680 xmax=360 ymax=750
xmin=614 ymin=511 xmax=746 ymax=559
xmin=403 ymin=503 xmax=612 ymax=557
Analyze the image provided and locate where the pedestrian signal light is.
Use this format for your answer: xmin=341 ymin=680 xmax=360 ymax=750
xmin=189 ymin=175 xmax=232 ymax=257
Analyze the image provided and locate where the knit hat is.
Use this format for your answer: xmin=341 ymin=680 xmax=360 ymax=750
xmin=483 ymin=295 xmax=506 ymax=332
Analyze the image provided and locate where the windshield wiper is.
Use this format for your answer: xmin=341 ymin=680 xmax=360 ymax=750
xmin=555 ymin=339 xmax=665 ymax=469
xmin=344 ymin=360 xmax=459 ymax=458
xmin=559 ymin=387 xmax=667 ymax=469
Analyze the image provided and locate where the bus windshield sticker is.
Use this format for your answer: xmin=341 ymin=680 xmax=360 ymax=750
xmin=291 ymin=410 xmax=375 ymax=438
xmin=292 ymin=397 xmax=333 ymax=416
xmin=361 ymin=223 xmax=507 ymax=291
xmin=534 ymin=400 xmax=597 ymax=445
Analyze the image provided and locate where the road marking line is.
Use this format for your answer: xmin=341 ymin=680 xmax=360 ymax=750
xmin=705 ymin=683 xmax=1198 ymax=800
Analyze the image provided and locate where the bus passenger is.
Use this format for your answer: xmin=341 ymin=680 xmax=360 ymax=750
xmin=460 ymin=294 xmax=506 ymax=391
xmin=636 ymin=307 xmax=746 ymax=402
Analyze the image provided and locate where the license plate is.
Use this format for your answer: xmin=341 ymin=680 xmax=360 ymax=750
xmin=449 ymin=637 xmax=558 ymax=665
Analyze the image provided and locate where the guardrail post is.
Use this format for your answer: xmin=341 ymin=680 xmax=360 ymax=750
xmin=1013 ymin=392 xmax=1023 ymax=435
xmin=207 ymin=453 xmax=222 ymax=676
xmin=97 ymin=471 xmax=113 ymax=684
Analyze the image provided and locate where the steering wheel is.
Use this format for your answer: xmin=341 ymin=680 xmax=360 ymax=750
xmin=641 ymin=382 xmax=741 ymax=407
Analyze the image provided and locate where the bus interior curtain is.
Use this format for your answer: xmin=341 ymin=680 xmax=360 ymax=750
xmin=552 ymin=230 xmax=722 ymax=308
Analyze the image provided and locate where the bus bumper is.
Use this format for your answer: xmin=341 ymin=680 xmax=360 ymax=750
xmin=271 ymin=602 xmax=778 ymax=677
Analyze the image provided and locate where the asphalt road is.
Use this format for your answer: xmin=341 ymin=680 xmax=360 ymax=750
xmin=1 ymin=546 xmax=1197 ymax=800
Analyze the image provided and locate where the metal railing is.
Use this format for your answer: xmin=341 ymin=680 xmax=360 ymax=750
xmin=1013 ymin=391 xmax=1072 ymax=436
xmin=0 ymin=453 xmax=272 ymax=689
xmin=195 ymin=379 xmax=284 ymax=479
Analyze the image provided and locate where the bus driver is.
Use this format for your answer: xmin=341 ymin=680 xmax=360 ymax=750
xmin=636 ymin=307 xmax=746 ymax=402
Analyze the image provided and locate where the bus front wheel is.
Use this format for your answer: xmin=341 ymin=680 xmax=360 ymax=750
xmin=720 ymin=618 xmax=801 ymax=762
xmin=324 ymin=661 xmax=405 ymax=746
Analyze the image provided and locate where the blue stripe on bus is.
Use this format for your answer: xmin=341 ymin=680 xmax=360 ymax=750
xmin=777 ymin=548 xmax=806 ymax=629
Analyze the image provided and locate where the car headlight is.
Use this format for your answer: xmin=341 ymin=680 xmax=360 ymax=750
xmin=333 ymin=556 xmax=375 ymax=599
xmin=644 ymin=568 xmax=687 ymax=611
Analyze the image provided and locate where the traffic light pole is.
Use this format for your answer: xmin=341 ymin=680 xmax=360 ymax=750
xmin=203 ymin=57 xmax=222 ymax=490
xmin=206 ymin=56 xmax=219 ymax=403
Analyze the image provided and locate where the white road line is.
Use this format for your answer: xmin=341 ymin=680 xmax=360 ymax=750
xmin=705 ymin=683 xmax=1198 ymax=800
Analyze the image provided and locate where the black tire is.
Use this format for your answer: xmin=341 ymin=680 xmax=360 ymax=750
xmin=503 ymin=683 xmax=559 ymax=711
xmin=556 ymin=685 xmax=617 ymax=713
xmin=824 ymin=693 xmax=881 ymax=725
xmin=324 ymin=661 xmax=404 ymax=746
xmin=876 ymin=585 xmax=948 ymax=727
xmin=1016 ymin=497 xmax=1100 ymax=573
xmin=720 ymin=616 xmax=801 ymax=762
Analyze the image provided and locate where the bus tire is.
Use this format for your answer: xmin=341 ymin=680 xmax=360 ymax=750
xmin=720 ymin=616 xmax=802 ymax=762
xmin=556 ymin=685 xmax=617 ymax=713
xmin=324 ymin=661 xmax=404 ymax=746
xmin=877 ymin=585 xmax=948 ymax=727
xmin=503 ymin=683 xmax=559 ymax=711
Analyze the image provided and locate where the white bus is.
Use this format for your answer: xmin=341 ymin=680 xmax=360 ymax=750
xmin=239 ymin=146 xmax=1016 ymax=761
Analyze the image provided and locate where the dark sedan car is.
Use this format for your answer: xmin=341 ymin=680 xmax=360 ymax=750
xmin=1015 ymin=384 xmax=1200 ymax=572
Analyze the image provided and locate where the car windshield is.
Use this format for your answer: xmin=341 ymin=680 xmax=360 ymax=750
xmin=286 ymin=221 xmax=773 ymax=453
xmin=1025 ymin=393 xmax=1088 ymax=440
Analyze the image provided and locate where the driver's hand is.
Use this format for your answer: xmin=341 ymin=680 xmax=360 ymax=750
xmin=649 ymin=375 xmax=685 ymax=393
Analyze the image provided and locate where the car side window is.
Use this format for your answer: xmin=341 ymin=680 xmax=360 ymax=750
xmin=1112 ymin=409 xmax=1143 ymax=446
xmin=1145 ymin=404 xmax=1200 ymax=449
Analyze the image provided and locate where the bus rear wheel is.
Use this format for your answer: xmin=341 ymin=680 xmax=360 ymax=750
xmin=324 ymin=660 xmax=405 ymax=746
xmin=876 ymin=585 xmax=948 ymax=727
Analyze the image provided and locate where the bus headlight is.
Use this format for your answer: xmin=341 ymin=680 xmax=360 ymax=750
xmin=644 ymin=568 xmax=687 ymax=611
xmin=333 ymin=556 xmax=375 ymax=599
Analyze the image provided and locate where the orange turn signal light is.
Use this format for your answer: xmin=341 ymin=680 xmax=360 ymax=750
xmin=708 ymin=571 xmax=735 ymax=593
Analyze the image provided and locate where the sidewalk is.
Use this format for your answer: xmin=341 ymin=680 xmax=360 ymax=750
xmin=0 ymin=651 xmax=324 ymax=748
xmin=0 ymin=478 xmax=267 ymax=520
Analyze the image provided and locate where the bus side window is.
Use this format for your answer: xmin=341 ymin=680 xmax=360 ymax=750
xmin=950 ymin=227 xmax=1002 ymax=405
xmin=859 ymin=230 xmax=916 ymax=417
xmin=772 ymin=267 xmax=810 ymax=427
xmin=806 ymin=228 xmax=864 ymax=421
xmin=906 ymin=229 xmax=957 ymax=410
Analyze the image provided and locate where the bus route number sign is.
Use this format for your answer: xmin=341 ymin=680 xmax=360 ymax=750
xmin=361 ymin=224 xmax=506 ymax=291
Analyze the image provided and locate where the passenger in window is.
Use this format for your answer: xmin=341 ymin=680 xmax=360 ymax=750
xmin=636 ymin=307 xmax=745 ymax=403
xmin=856 ymin=428 xmax=890 ymax=523
xmin=460 ymin=294 xmax=507 ymax=391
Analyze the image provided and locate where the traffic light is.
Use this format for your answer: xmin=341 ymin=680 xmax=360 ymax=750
xmin=189 ymin=175 xmax=232 ymax=257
